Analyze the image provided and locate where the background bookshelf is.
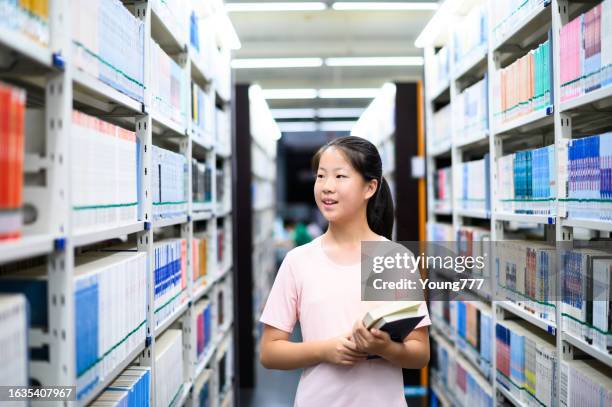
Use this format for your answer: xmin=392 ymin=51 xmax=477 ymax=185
xmin=422 ymin=1 xmax=612 ymax=406
xmin=0 ymin=0 xmax=239 ymax=406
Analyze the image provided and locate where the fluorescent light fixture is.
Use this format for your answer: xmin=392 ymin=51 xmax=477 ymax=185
xmin=332 ymin=2 xmax=438 ymax=11
xmin=231 ymin=58 xmax=323 ymax=69
xmin=225 ymin=2 xmax=327 ymax=12
xmin=317 ymin=108 xmax=364 ymax=118
xmin=278 ymin=122 xmax=319 ymax=132
xmin=319 ymin=121 xmax=356 ymax=132
xmin=318 ymin=88 xmax=380 ymax=99
xmin=325 ymin=56 xmax=423 ymax=66
xmin=271 ymin=108 xmax=317 ymax=119
xmin=261 ymin=89 xmax=318 ymax=99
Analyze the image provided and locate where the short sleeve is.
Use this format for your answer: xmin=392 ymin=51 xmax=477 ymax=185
xmin=415 ymin=301 xmax=432 ymax=329
xmin=259 ymin=252 xmax=299 ymax=333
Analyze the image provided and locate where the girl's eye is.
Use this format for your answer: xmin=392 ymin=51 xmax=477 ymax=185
xmin=317 ymin=174 xmax=324 ymax=179
xmin=336 ymin=175 xmax=346 ymax=179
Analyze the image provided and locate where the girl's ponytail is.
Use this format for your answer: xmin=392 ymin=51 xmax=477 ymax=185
xmin=312 ymin=136 xmax=395 ymax=240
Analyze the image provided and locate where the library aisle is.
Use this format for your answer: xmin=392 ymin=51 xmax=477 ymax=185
xmin=1 ymin=1 xmax=612 ymax=407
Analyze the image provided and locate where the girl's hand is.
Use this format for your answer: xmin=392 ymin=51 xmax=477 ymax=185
xmin=352 ymin=319 xmax=392 ymax=356
xmin=322 ymin=334 xmax=368 ymax=366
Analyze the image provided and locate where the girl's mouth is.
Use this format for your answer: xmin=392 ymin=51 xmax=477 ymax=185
xmin=322 ymin=199 xmax=338 ymax=208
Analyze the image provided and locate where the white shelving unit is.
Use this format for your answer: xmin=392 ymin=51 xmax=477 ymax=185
xmin=422 ymin=1 xmax=612 ymax=406
xmin=0 ymin=0 xmax=239 ymax=406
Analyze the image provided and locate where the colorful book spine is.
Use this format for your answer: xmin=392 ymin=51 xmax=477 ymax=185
xmin=0 ymin=0 xmax=49 ymax=46
xmin=0 ymin=82 xmax=26 ymax=240
xmin=192 ymin=83 xmax=215 ymax=140
xmin=193 ymin=236 xmax=208 ymax=282
xmin=152 ymin=146 xmax=187 ymax=220
xmin=0 ymin=295 xmax=28 ymax=389
xmin=153 ymin=238 xmax=188 ymax=328
xmin=73 ymin=0 xmax=145 ymax=102
xmin=434 ymin=167 xmax=452 ymax=209
xmin=192 ymin=159 xmax=212 ymax=206
xmin=154 ymin=329 xmax=184 ymax=407
xmin=193 ymin=369 xmax=212 ymax=407
xmin=91 ymin=366 xmax=151 ymax=407
xmin=71 ymin=111 xmax=139 ymax=233
xmin=193 ymin=299 xmax=213 ymax=360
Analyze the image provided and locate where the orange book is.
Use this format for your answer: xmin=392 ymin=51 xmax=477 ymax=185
xmin=0 ymin=84 xmax=8 ymax=210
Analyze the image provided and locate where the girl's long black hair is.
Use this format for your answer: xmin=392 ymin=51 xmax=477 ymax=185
xmin=311 ymin=136 xmax=394 ymax=240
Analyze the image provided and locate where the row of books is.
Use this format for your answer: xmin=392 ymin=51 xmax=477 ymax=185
xmin=496 ymin=319 xmax=556 ymax=407
xmin=452 ymin=4 xmax=487 ymax=66
xmin=0 ymin=0 xmax=49 ymax=46
xmin=192 ymin=83 xmax=215 ymax=141
xmin=91 ymin=366 xmax=151 ymax=407
xmin=496 ymin=145 xmax=557 ymax=215
xmin=430 ymin=47 xmax=450 ymax=95
xmin=455 ymin=301 xmax=493 ymax=377
xmin=490 ymin=0 xmax=547 ymax=47
xmin=216 ymin=165 xmax=227 ymax=206
xmin=434 ymin=167 xmax=452 ymax=209
xmin=456 ymin=155 xmax=490 ymax=213
xmin=192 ymin=159 xmax=213 ymax=206
xmin=193 ymin=236 xmax=209 ymax=282
xmin=153 ymin=239 xmax=187 ymax=329
xmin=495 ymin=241 xmax=557 ymax=324
xmin=453 ymin=77 xmax=488 ymax=145
xmin=432 ymin=334 xmax=493 ymax=407
xmin=194 ymin=299 xmax=213 ymax=360
xmin=0 ymin=82 xmax=25 ymax=240
xmin=561 ymin=249 xmax=612 ymax=353
xmin=457 ymin=226 xmax=491 ymax=280
xmin=560 ymin=0 xmax=612 ymax=103
xmin=427 ymin=222 xmax=454 ymax=241
xmin=494 ymin=37 xmax=552 ymax=125
xmin=154 ymin=328 xmax=184 ymax=407
xmin=152 ymin=0 xmax=187 ymax=46
xmin=215 ymin=109 xmax=232 ymax=157
xmin=0 ymin=295 xmax=27 ymax=388
xmin=71 ymin=111 xmax=139 ymax=233
xmin=193 ymin=369 xmax=212 ymax=407
xmin=429 ymin=104 xmax=452 ymax=154
xmin=73 ymin=0 xmax=145 ymax=102
xmin=560 ymin=359 xmax=612 ymax=407
xmin=565 ymin=132 xmax=612 ymax=221
xmin=152 ymin=145 xmax=187 ymax=220
xmin=150 ymin=39 xmax=188 ymax=128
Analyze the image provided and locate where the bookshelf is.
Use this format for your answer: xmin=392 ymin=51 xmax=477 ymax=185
xmin=234 ymin=83 xmax=279 ymax=389
xmin=422 ymin=0 xmax=612 ymax=406
xmin=0 ymin=0 xmax=238 ymax=406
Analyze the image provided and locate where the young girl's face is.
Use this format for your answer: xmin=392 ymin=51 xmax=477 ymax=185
xmin=314 ymin=147 xmax=377 ymax=223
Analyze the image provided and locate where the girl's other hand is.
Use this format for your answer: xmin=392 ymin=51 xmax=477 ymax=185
xmin=352 ymin=319 xmax=392 ymax=356
xmin=322 ymin=334 xmax=368 ymax=366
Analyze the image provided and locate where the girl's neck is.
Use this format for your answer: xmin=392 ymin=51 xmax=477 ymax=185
xmin=325 ymin=215 xmax=379 ymax=246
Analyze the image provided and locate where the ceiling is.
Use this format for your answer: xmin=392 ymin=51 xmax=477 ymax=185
xmin=227 ymin=0 xmax=436 ymax=116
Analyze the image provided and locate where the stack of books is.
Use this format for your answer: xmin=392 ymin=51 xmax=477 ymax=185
xmin=452 ymin=4 xmax=487 ymax=66
xmin=90 ymin=366 xmax=150 ymax=407
xmin=491 ymin=0 xmax=546 ymax=46
xmin=453 ymin=77 xmax=488 ymax=145
xmin=0 ymin=82 xmax=26 ymax=240
xmin=496 ymin=320 xmax=556 ymax=407
xmin=150 ymin=40 xmax=187 ymax=128
xmin=560 ymin=0 xmax=612 ymax=103
xmin=430 ymin=104 xmax=452 ymax=153
xmin=192 ymin=159 xmax=213 ymax=207
xmin=152 ymin=146 xmax=187 ymax=220
xmin=496 ymin=145 xmax=556 ymax=215
xmin=561 ymin=249 xmax=612 ymax=346
xmin=154 ymin=329 xmax=184 ymax=407
xmin=456 ymin=155 xmax=490 ymax=213
xmin=495 ymin=241 xmax=557 ymax=324
xmin=194 ymin=299 xmax=213 ymax=361
xmin=457 ymin=226 xmax=491 ymax=280
xmin=73 ymin=0 xmax=145 ymax=102
xmin=193 ymin=369 xmax=212 ymax=407
xmin=0 ymin=0 xmax=49 ymax=46
xmin=193 ymin=236 xmax=208 ymax=282
xmin=495 ymin=36 xmax=552 ymax=125
xmin=0 ymin=295 xmax=28 ymax=389
xmin=153 ymin=239 xmax=187 ymax=328
xmin=565 ymin=132 xmax=612 ymax=221
xmin=560 ymin=359 xmax=612 ymax=406
xmin=434 ymin=167 xmax=452 ymax=211
xmin=71 ymin=111 xmax=139 ymax=233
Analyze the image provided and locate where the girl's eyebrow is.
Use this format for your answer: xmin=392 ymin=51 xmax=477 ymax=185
xmin=318 ymin=167 xmax=347 ymax=171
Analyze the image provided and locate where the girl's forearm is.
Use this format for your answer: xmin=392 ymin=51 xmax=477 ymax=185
xmin=261 ymin=339 xmax=327 ymax=370
xmin=379 ymin=339 xmax=430 ymax=369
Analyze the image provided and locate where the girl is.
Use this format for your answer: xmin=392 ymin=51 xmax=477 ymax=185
xmin=259 ymin=136 xmax=431 ymax=406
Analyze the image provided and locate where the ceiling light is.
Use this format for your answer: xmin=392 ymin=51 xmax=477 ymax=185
xmin=271 ymin=109 xmax=317 ymax=119
xmin=261 ymin=89 xmax=318 ymax=100
xmin=332 ymin=2 xmax=438 ymax=11
xmin=232 ymin=58 xmax=323 ymax=69
xmin=225 ymin=2 xmax=327 ymax=12
xmin=317 ymin=108 xmax=364 ymax=118
xmin=318 ymin=88 xmax=380 ymax=99
xmin=319 ymin=121 xmax=357 ymax=132
xmin=325 ymin=56 xmax=423 ymax=66
xmin=278 ymin=122 xmax=319 ymax=132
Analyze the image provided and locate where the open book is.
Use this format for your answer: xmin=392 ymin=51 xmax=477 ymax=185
xmin=362 ymin=301 xmax=427 ymax=358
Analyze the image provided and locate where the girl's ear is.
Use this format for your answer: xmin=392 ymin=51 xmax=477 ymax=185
xmin=364 ymin=178 xmax=378 ymax=200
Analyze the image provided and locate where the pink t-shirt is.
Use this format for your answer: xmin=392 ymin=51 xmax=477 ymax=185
xmin=260 ymin=235 xmax=431 ymax=407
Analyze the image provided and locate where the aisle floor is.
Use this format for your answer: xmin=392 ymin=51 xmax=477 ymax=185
xmin=240 ymin=325 xmax=302 ymax=407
